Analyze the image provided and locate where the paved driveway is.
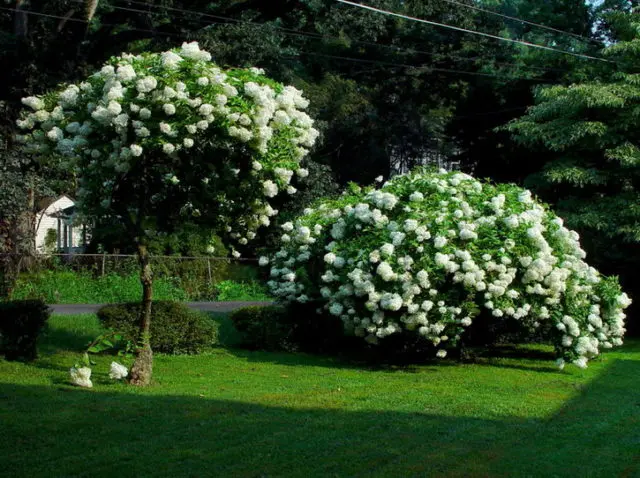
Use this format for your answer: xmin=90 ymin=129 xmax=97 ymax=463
xmin=49 ymin=301 xmax=272 ymax=315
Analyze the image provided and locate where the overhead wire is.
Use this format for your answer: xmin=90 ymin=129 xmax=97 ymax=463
xmin=288 ymin=51 xmax=553 ymax=82
xmin=0 ymin=5 xmax=185 ymax=38
xmin=102 ymin=0 xmax=569 ymax=74
xmin=438 ymin=0 xmax=599 ymax=44
xmin=1 ymin=5 xmax=562 ymax=83
xmin=335 ymin=0 xmax=613 ymax=63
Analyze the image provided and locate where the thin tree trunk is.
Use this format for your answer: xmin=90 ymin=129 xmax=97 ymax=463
xmin=128 ymin=244 xmax=154 ymax=386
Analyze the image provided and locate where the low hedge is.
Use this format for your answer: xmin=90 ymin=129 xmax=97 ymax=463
xmin=230 ymin=301 xmax=346 ymax=353
xmin=0 ymin=299 xmax=51 ymax=361
xmin=230 ymin=305 xmax=293 ymax=351
xmin=97 ymin=301 xmax=218 ymax=354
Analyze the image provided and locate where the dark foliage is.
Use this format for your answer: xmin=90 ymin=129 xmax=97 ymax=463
xmin=230 ymin=301 xmax=346 ymax=353
xmin=97 ymin=301 xmax=218 ymax=355
xmin=0 ymin=299 xmax=50 ymax=360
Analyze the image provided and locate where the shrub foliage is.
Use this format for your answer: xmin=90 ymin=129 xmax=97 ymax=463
xmin=230 ymin=302 xmax=345 ymax=353
xmin=97 ymin=301 xmax=217 ymax=354
xmin=230 ymin=305 xmax=292 ymax=351
xmin=264 ymin=169 xmax=632 ymax=368
xmin=0 ymin=299 xmax=51 ymax=360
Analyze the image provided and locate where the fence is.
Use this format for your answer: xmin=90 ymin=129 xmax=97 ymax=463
xmin=1 ymin=253 xmax=265 ymax=302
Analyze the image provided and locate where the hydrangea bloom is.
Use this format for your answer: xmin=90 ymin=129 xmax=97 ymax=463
xmin=69 ymin=366 xmax=93 ymax=388
xmin=17 ymin=42 xmax=318 ymax=253
xmin=266 ymin=169 xmax=631 ymax=367
xmin=109 ymin=362 xmax=129 ymax=380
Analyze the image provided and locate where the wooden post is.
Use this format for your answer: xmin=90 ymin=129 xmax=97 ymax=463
xmin=68 ymin=224 xmax=73 ymax=253
xmin=101 ymin=252 xmax=106 ymax=277
xmin=207 ymin=258 xmax=212 ymax=286
xmin=57 ymin=218 xmax=62 ymax=251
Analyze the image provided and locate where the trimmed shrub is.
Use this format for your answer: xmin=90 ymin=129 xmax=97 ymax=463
xmin=97 ymin=301 xmax=217 ymax=354
xmin=0 ymin=300 xmax=51 ymax=361
xmin=230 ymin=301 xmax=346 ymax=352
xmin=264 ymin=169 xmax=632 ymax=368
xmin=230 ymin=305 xmax=292 ymax=351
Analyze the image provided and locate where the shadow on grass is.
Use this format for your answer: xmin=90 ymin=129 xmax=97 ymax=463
xmin=0 ymin=359 xmax=638 ymax=478
xmin=220 ymin=338 xmax=558 ymax=374
xmin=205 ymin=312 xmax=567 ymax=373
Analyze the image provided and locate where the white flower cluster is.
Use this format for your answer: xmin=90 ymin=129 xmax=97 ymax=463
xmin=17 ymin=42 xmax=318 ymax=255
xmin=69 ymin=366 xmax=93 ymax=388
xmin=264 ymin=169 xmax=631 ymax=366
xmin=109 ymin=361 xmax=129 ymax=380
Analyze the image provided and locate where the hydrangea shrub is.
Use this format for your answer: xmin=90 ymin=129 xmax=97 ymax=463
xmin=16 ymin=42 xmax=318 ymax=255
xmin=16 ymin=41 xmax=319 ymax=385
xmin=264 ymin=169 xmax=631 ymax=368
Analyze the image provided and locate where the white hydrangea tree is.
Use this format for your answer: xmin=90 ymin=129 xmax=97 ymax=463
xmin=264 ymin=169 xmax=631 ymax=369
xmin=17 ymin=42 xmax=318 ymax=385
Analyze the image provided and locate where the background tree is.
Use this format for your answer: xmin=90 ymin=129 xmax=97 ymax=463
xmin=16 ymin=42 xmax=319 ymax=384
xmin=505 ymin=9 xmax=640 ymax=332
xmin=449 ymin=0 xmax=605 ymax=183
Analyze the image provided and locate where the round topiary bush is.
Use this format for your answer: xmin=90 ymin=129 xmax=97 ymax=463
xmin=263 ymin=169 xmax=632 ymax=368
xmin=97 ymin=301 xmax=217 ymax=354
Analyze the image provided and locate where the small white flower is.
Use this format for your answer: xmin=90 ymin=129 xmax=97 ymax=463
xmin=161 ymin=51 xmax=183 ymax=69
xmin=69 ymin=367 xmax=93 ymax=388
xmin=199 ymin=104 xmax=214 ymax=116
xmin=434 ymin=236 xmax=447 ymax=248
xmin=130 ymin=144 xmax=143 ymax=157
xmin=572 ymin=357 xmax=588 ymax=369
xmin=263 ymin=180 xmax=278 ymax=198
xmin=109 ymin=362 xmax=128 ymax=380
xmin=107 ymin=100 xmax=122 ymax=115
xmin=409 ymin=192 xmax=424 ymax=202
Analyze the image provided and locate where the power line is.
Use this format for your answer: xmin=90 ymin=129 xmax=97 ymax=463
xmin=288 ymin=52 xmax=554 ymax=83
xmin=0 ymin=6 xmax=87 ymax=24
xmin=336 ymin=0 xmax=613 ymax=64
xmin=0 ymin=6 xmax=185 ymax=38
xmin=104 ymin=0 xmax=568 ymax=75
xmin=1 ymin=5 xmax=561 ymax=82
xmin=439 ymin=0 xmax=599 ymax=44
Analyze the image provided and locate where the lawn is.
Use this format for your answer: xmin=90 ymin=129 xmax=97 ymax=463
xmin=0 ymin=314 xmax=639 ymax=477
xmin=9 ymin=270 xmax=272 ymax=303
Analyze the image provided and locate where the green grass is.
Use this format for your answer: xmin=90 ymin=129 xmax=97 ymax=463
xmin=11 ymin=271 xmax=188 ymax=303
xmin=10 ymin=271 xmax=272 ymax=303
xmin=0 ymin=314 xmax=639 ymax=477
xmin=214 ymin=279 xmax=272 ymax=301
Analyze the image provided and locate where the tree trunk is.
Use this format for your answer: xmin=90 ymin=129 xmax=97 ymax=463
xmin=128 ymin=244 xmax=154 ymax=386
